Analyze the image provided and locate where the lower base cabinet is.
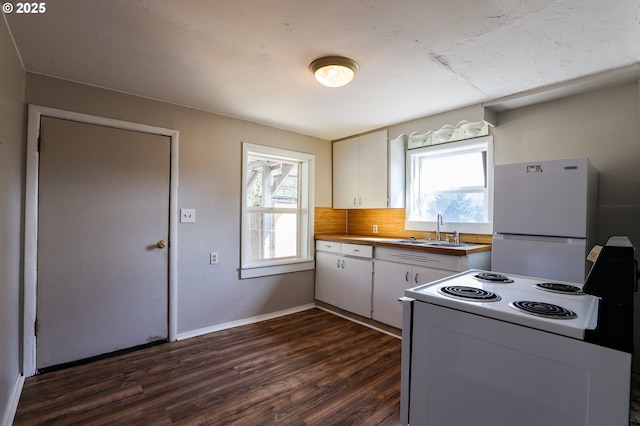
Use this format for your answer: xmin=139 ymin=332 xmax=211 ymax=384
xmin=373 ymin=261 xmax=451 ymax=329
xmin=315 ymin=251 xmax=343 ymax=308
xmin=315 ymin=243 xmax=373 ymax=318
xmin=315 ymin=241 xmax=491 ymax=329
xmin=372 ymin=246 xmax=491 ymax=329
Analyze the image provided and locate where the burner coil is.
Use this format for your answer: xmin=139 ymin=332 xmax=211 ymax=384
xmin=510 ymin=301 xmax=577 ymax=319
xmin=535 ymin=282 xmax=584 ymax=295
xmin=438 ymin=286 xmax=501 ymax=302
xmin=473 ymin=272 xmax=514 ymax=283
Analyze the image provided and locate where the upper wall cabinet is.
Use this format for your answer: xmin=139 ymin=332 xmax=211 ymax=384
xmin=333 ymin=130 xmax=388 ymax=209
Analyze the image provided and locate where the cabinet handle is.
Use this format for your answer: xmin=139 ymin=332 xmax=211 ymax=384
xmin=341 ymin=260 xmax=345 ymax=269
xmin=359 ymin=197 xmax=363 ymax=205
xmin=337 ymin=259 xmax=341 ymax=268
xmin=405 ymin=271 xmax=409 ymax=282
xmin=353 ymin=197 xmax=357 ymax=206
xmin=414 ymin=273 xmax=420 ymax=284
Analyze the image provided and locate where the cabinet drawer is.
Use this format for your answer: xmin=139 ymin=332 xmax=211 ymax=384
xmin=316 ymin=240 xmax=342 ymax=254
xmin=341 ymin=243 xmax=373 ymax=258
xmin=375 ymin=247 xmax=462 ymax=271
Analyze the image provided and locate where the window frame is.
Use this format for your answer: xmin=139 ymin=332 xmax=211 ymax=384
xmin=240 ymin=142 xmax=315 ymax=279
xmin=405 ymin=136 xmax=493 ymax=235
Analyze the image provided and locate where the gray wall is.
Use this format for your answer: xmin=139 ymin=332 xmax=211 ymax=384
xmin=494 ymin=81 xmax=640 ymax=250
xmin=0 ymin=17 xmax=26 ymax=424
xmin=25 ymin=74 xmax=333 ymax=335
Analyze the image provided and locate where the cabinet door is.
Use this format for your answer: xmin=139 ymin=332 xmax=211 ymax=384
xmin=411 ymin=265 xmax=452 ymax=287
xmin=373 ymin=260 xmax=411 ymax=328
xmin=333 ymin=137 xmax=359 ymax=208
xmin=373 ymin=262 xmax=453 ymax=329
xmin=339 ymin=257 xmax=373 ymax=318
xmin=315 ymin=252 xmax=342 ymax=307
xmin=357 ymin=130 xmax=388 ymax=208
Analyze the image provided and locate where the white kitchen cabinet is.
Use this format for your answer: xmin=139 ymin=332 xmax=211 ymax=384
xmin=372 ymin=247 xmax=491 ymax=329
xmin=315 ymin=241 xmax=373 ymax=318
xmin=315 ymin=251 xmax=343 ymax=308
xmin=373 ymin=261 xmax=451 ymax=329
xmin=338 ymin=255 xmax=374 ymax=317
xmin=333 ymin=130 xmax=388 ymax=209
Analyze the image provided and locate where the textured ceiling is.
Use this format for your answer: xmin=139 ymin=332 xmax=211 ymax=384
xmin=4 ymin=0 xmax=640 ymax=140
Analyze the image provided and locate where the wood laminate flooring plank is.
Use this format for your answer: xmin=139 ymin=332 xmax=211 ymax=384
xmin=14 ymin=308 xmax=401 ymax=425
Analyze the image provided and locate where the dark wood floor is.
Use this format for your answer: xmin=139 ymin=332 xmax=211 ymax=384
xmin=14 ymin=308 xmax=402 ymax=425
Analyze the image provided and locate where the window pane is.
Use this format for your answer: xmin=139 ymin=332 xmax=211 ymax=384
xmin=420 ymin=151 xmax=485 ymax=192
xmin=420 ymin=192 xmax=488 ymax=222
xmin=241 ymin=143 xmax=314 ymax=276
xmin=407 ymin=138 xmax=491 ymax=225
xmin=245 ymin=212 xmax=298 ymax=261
xmin=246 ymin=155 xmax=299 ymax=209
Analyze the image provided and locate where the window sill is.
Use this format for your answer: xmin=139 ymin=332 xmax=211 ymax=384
xmin=240 ymin=259 xmax=315 ymax=279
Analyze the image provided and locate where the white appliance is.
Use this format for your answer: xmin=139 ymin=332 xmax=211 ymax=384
xmin=399 ymin=236 xmax=636 ymax=426
xmin=492 ymin=157 xmax=598 ymax=283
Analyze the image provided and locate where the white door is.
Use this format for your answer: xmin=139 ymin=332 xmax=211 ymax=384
xmin=373 ymin=260 xmax=411 ymax=328
xmin=373 ymin=261 xmax=451 ymax=329
xmin=411 ymin=265 xmax=451 ymax=288
xmin=409 ymin=302 xmax=631 ymax=425
xmin=315 ymin=252 xmax=343 ymax=307
xmin=339 ymin=257 xmax=373 ymax=318
xmin=36 ymin=117 xmax=170 ymax=370
xmin=357 ymin=130 xmax=388 ymax=209
xmin=493 ymin=158 xmax=590 ymax=237
xmin=332 ymin=137 xmax=359 ymax=208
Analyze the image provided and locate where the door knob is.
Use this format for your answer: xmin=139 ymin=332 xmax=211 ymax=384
xmin=156 ymin=240 xmax=167 ymax=249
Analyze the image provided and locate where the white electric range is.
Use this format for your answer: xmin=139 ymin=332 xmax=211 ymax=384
xmin=407 ymin=269 xmax=599 ymax=339
xmin=400 ymin=237 xmax=636 ymax=426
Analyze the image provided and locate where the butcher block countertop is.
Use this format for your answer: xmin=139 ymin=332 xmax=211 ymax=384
xmin=315 ymin=234 xmax=492 ymax=256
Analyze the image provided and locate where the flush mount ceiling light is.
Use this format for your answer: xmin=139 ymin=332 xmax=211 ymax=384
xmin=310 ymin=56 xmax=359 ymax=88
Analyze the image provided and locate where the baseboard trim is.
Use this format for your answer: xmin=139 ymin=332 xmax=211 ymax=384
xmin=176 ymin=303 xmax=316 ymax=341
xmin=316 ymin=305 xmax=402 ymax=339
xmin=1 ymin=373 xmax=24 ymax=426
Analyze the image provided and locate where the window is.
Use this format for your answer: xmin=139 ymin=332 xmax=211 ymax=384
xmin=406 ymin=136 xmax=493 ymax=234
xmin=241 ymin=143 xmax=314 ymax=278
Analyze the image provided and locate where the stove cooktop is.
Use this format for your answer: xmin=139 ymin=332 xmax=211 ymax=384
xmin=404 ymin=269 xmax=599 ymax=340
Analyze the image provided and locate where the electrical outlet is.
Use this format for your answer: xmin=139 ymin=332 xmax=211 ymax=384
xmin=210 ymin=252 xmax=218 ymax=264
xmin=373 ymin=225 xmax=378 ymax=234
xmin=180 ymin=208 xmax=196 ymax=223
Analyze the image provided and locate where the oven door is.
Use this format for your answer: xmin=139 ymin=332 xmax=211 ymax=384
xmin=408 ymin=301 xmax=631 ymax=426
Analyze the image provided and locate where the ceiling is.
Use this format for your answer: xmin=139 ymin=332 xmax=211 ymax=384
xmin=4 ymin=0 xmax=639 ymax=140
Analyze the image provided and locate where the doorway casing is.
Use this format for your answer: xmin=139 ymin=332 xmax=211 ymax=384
xmin=23 ymin=104 xmax=180 ymax=377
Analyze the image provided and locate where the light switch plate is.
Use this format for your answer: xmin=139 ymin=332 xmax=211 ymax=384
xmin=180 ymin=208 xmax=196 ymax=223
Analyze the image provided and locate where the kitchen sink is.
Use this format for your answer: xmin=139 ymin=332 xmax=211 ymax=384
xmin=422 ymin=241 xmax=464 ymax=247
xmin=344 ymin=237 xmax=478 ymax=250
xmin=388 ymin=239 xmax=466 ymax=248
xmin=391 ymin=239 xmax=428 ymax=244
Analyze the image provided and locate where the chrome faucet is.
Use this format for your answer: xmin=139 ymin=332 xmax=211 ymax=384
xmin=436 ymin=212 xmax=443 ymax=241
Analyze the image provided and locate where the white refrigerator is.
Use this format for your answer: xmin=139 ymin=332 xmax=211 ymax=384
xmin=492 ymin=157 xmax=598 ymax=283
